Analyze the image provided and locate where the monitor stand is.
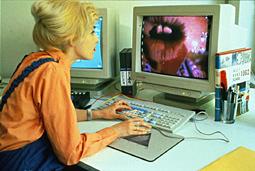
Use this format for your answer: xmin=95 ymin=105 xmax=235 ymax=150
xmin=71 ymin=77 xmax=111 ymax=87
xmin=71 ymin=78 xmax=116 ymax=97
xmin=153 ymin=92 xmax=215 ymax=111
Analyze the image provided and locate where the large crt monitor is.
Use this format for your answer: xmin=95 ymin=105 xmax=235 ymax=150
xmin=71 ymin=8 xmax=116 ymax=89
xmin=132 ymin=4 xmax=247 ymax=109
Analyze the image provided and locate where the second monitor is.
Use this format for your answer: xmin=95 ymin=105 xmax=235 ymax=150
xmin=71 ymin=8 xmax=116 ymax=91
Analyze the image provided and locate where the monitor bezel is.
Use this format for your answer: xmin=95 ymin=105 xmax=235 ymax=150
xmin=132 ymin=5 xmax=222 ymax=93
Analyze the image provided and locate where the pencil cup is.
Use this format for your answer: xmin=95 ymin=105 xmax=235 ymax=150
xmin=222 ymin=100 xmax=237 ymax=124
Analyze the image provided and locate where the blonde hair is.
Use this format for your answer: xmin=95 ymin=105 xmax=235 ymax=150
xmin=31 ymin=0 xmax=98 ymax=50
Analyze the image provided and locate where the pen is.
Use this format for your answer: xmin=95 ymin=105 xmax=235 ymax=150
xmin=227 ymin=87 xmax=233 ymax=103
xmin=229 ymin=91 xmax=238 ymax=121
xmin=226 ymin=87 xmax=232 ymax=121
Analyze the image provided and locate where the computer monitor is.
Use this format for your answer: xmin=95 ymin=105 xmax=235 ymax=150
xmin=132 ymin=4 xmax=247 ymax=109
xmin=71 ymin=8 xmax=116 ymax=90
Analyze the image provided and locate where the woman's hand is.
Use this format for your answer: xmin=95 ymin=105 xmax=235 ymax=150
xmin=111 ymin=118 xmax=152 ymax=137
xmin=93 ymin=100 xmax=132 ymax=120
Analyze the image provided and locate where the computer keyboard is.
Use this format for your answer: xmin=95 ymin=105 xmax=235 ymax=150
xmin=96 ymin=96 xmax=195 ymax=133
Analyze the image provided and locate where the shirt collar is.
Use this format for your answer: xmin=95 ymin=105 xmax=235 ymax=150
xmin=45 ymin=49 xmax=72 ymax=68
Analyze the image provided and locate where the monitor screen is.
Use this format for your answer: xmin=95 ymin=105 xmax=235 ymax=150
xmin=141 ymin=16 xmax=212 ymax=80
xmin=71 ymin=16 xmax=103 ymax=69
xmin=132 ymin=5 xmax=246 ymax=103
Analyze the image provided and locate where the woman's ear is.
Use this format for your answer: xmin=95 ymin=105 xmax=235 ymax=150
xmin=66 ymin=35 xmax=76 ymax=47
xmin=61 ymin=35 xmax=76 ymax=53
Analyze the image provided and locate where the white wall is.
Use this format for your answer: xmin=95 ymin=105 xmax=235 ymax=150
xmin=1 ymin=0 xmax=37 ymax=77
xmin=227 ymin=0 xmax=255 ymax=73
xmin=91 ymin=0 xmax=223 ymax=61
xmin=1 ymin=0 xmax=254 ymax=78
xmin=239 ymin=1 xmax=255 ymax=73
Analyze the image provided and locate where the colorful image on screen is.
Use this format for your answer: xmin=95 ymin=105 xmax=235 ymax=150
xmin=72 ymin=16 xmax=103 ymax=69
xmin=141 ymin=16 xmax=212 ymax=79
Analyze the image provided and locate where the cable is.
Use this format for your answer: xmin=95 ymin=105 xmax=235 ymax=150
xmin=102 ymin=93 xmax=122 ymax=104
xmin=89 ymin=92 xmax=122 ymax=107
xmin=90 ymin=91 xmax=230 ymax=143
xmin=154 ymin=128 xmax=183 ymax=139
xmin=155 ymin=111 xmax=230 ymax=143
xmin=193 ymin=111 xmax=208 ymax=121
xmin=192 ymin=111 xmax=230 ymax=142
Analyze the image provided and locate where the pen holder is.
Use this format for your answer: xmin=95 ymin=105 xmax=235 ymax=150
xmin=222 ymin=100 xmax=237 ymax=124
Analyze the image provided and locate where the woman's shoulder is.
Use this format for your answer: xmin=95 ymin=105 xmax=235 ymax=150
xmin=24 ymin=51 xmax=61 ymax=70
xmin=12 ymin=51 xmax=65 ymax=82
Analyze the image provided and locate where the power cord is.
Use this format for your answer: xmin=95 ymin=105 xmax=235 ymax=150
xmin=185 ymin=111 xmax=230 ymax=142
xmin=154 ymin=128 xmax=184 ymax=139
xmin=155 ymin=111 xmax=230 ymax=143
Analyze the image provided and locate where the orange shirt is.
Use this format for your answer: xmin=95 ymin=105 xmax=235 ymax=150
xmin=0 ymin=49 xmax=118 ymax=165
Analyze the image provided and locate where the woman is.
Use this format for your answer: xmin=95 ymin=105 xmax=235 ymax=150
xmin=0 ymin=0 xmax=151 ymax=170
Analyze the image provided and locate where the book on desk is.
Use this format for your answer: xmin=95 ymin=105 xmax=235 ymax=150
xmin=200 ymin=146 xmax=255 ymax=171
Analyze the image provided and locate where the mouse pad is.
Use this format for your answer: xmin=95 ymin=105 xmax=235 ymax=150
xmin=109 ymin=129 xmax=183 ymax=162
xmin=123 ymin=133 xmax=151 ymax=147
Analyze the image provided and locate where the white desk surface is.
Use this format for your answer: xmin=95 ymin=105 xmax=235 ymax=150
xmin=79 ymin=89 xmax=255 ymax=171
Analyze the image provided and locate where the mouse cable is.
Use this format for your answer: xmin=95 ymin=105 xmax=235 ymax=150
xmin=154 ymin=111 xmax=230 ymax=143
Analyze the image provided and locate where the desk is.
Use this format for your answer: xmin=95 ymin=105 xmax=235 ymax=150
xmin=78 ymin=88 xmax=255 ymax=171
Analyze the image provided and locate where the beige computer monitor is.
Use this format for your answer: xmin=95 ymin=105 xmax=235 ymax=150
xmin=71 ymin=8 xmax=116 ymax=88
xmin=131 ymin=4 xmax=247 ymax=108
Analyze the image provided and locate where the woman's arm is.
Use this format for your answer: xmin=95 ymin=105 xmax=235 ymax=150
xmin=38 ymin=65 xmax=119 ymax=165
xmin=39 ymin=64 xmax=150 ymax=165
xmin=75 ymin=109 xmax=87 ymax=121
